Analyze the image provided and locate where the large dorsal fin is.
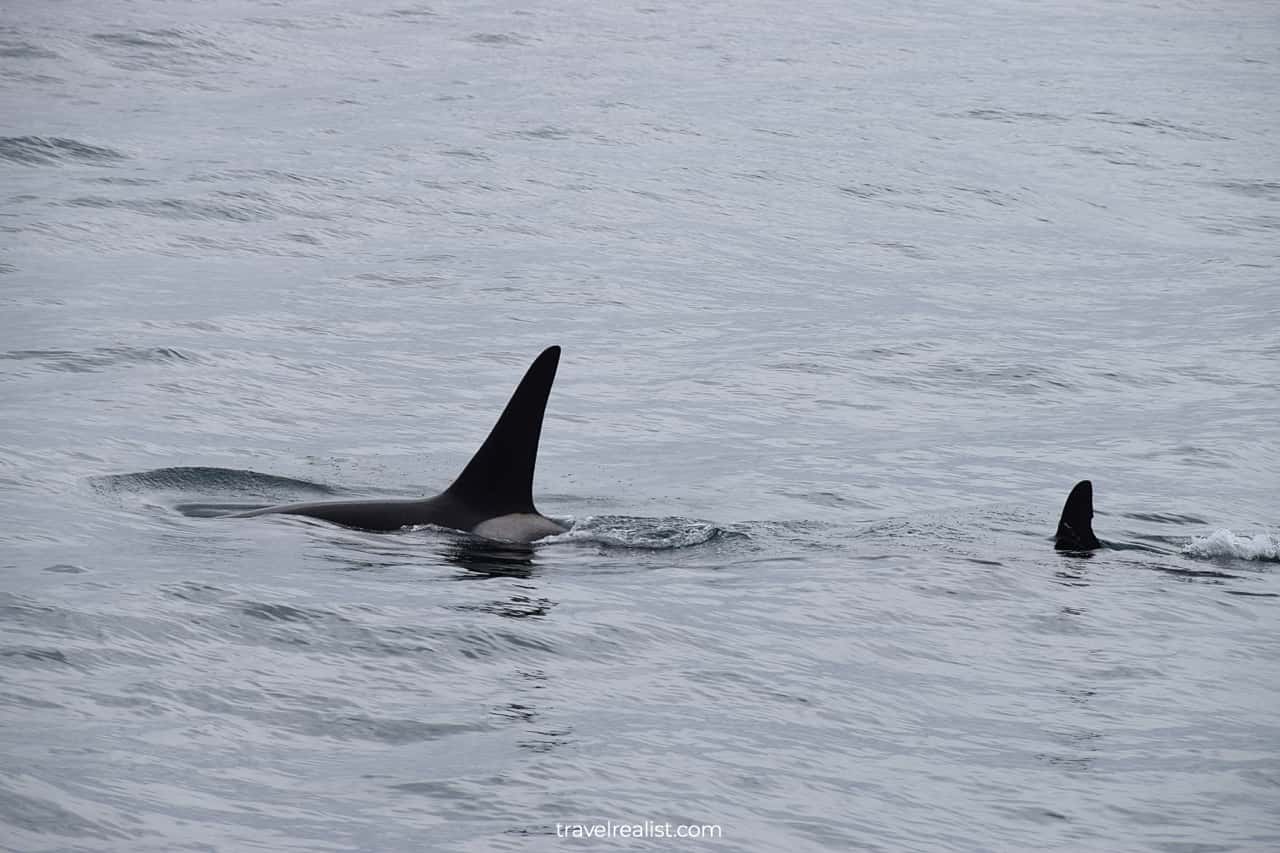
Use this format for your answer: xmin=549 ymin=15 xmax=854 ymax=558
xmin=1055 ymin=479 xmax=1101 ymax=550
xmin=443 ymin=346 xmax=560 ymax=517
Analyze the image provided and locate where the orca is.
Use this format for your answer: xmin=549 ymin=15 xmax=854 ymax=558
xmin=1054 ymin=479 xmax=1101 ymax=551
xmin=235 ymin=346 xmax=567 ymax=543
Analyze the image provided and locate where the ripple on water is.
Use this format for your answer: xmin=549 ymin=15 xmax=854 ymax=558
xmin=376 ymin=6 xmax=438 ymax=21
xmin=0 ymin=137 xmax=126 ymax=166
xmin=64 ymin=195 xmax=280 ymax=223
xmin=0 ymin=39 xmax=60 ymax=60
xmin=87 ymin=28 xmax=247 ymax=77
xmin=0 ymin=346 xmax=193 ymax=375
xmin=0 ymin=780 xmax=133 ymax=842
xmin=1087 ymin=111 xmax=1233 ymax=141
xmin=467 ymin=33 xmax=526 ymax=46
xmin=136 ymin=684 xmax=488 ymax=744
xmin=1213 ymin=179 xmax=1280 ymax=200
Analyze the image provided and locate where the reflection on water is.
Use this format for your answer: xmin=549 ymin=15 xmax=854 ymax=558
xmin=443 ymin=539 xmax=537 ymax=579
xmin=442 ymin=539 xmax=555 ymax=618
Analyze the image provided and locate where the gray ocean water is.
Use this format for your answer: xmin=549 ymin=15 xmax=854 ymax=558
xmin=2 ymin=1 xmax=1279 ymax=850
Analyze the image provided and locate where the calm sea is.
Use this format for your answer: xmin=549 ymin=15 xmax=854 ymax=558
xmin=2 ymin=1 xmax=1278 ymax=850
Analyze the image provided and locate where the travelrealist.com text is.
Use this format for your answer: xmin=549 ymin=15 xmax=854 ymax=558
xmin=556 ymin=820 xmax=723 ymax=840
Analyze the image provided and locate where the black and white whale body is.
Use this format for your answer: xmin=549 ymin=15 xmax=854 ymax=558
xmin=1054 ymin=479 xmax=1101 ymax=551
xmin=235 ymin=346 xmax=567 ymax=543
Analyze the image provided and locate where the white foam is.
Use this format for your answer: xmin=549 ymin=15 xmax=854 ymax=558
xmin=546 ymin=515 xmax=722 ymax=549
xmin=1181 ymin=529 xmax=1280 ymax=562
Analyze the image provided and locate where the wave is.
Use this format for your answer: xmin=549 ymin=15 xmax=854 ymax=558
xmin=0 ymin=136 xmax=126 ymax=166
xmin=65 ymin=194 xmax=279 ymax=223
xmin=91 ymin=466 xmax=338 ymax=497
xmin=549 ymin=515 xmax=726 ymax=550
xmin=0 ymin=346 xmax=192 ymax=373
xmin=1181 ymin=529 xmax=1280 ymax=562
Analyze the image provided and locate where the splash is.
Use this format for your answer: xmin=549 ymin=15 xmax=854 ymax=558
xmin=548 ymin=516 xmax=724 ymax=550
xmin=1181 ymin=529 xmax=1280 ymax=562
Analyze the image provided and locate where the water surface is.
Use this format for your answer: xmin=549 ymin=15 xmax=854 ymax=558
xmin=2 ymin=0 xmax=1278 ymax=850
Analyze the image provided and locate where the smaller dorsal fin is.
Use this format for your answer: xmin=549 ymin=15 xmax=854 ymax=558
xmin=1055 ymin=479 xmax=1101 ymax=550
xmin=443 ymin=346 xmax=560 ymax=517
